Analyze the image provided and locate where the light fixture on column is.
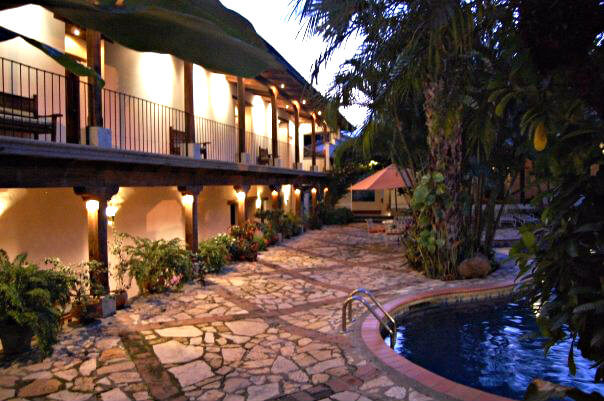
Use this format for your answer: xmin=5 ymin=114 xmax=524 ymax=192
xmin=271 ymin=190 xmax=278 ymax=197
xmin=318 ymin=111 xmax=322 ymax=116
xmin=85 ymin=199 xmax=100 ymax=213
xmin=280 ymin=83 xmax=285 ymax=89
xmin=311 ymin=187 xmax=317 ymax=194
xmin=106 ymin=204 xmax=118 ymax=226
xmin=324 ymin=187 xmax=329 ymax=193
xmin=255 ymin=197 xmax=262 ymax=209
xmin=181 ymin=194 xmax=195 ymax=207
xmin=236 ymin=191 xmax=246 ymax=202
xmin=294 ymin=188 xmax=301 ymax=196
xmin=302 ymin=99 xmax=307 ymax=105
xmin=73 ymin=27 xmax=81 ymax=37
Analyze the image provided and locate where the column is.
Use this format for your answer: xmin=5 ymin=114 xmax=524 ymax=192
xmin=237 ymin=77 xmax=246 ymax=162
xmin=234 ymin=185 xmax=249 ymax=224
xmin=86 ymin=29 xmax=102 ymax=127
xmin=323 ymin=122 xmax=331 ymax=171
xmin=311 ymin=114 xmax=317 ymax=170
xmin=184 ymin=62 xmax=195 ymax=145
xmin=179 ymin=186 xmax=202 ymax=252
xmin=74 ymin=185 xmax=119 ymax=295
xmin=294 ymin=102 xmax=300 ymax=168
xmin=311 ymin=186 xmax=317 ymax=213
xmin=294 ymin=187 xmax=302 ymax=217
xmin=270 ymin=185 xmax=280 ymax=209
xmin=270 ymin=87 xmax=279 ymax=166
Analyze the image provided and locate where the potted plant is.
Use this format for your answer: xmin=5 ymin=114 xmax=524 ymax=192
xmin=110 ymin=237 xmax=131 ymax=309
xmin=47 ymin=259 xmax=106 ymax=324
xmin=0 ymin=250 xmax=72 ymax=356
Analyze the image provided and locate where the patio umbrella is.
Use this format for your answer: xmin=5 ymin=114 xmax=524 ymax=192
xmin=349 ymin=164 xmax=414 ymax=212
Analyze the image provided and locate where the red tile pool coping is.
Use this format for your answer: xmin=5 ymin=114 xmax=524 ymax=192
xmin=360 ymin=280 xmax=518 ymax=401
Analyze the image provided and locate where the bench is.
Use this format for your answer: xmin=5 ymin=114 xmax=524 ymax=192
xmin=169 ymin=127 xmax=208 ymax=159
xmin=0 ymin=92 xmax=60 ymax=141
xmin=257 ymin=146 xmax=271 ymax=165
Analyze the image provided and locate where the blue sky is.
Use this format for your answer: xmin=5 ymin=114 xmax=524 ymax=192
xmin=220 ymin=0 xmax=367 ymax=129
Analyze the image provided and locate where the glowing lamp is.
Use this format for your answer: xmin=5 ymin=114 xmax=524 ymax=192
xmin=73 ymin=28 xmax=81 ymax=37
xmin=181 ymin=194 xmax=194 ymax=206
xmin=271 ymin=190 xmax=278 ymax=197
xmin=324 ymin=187 xmax=329 ymax=193
xmin=85 ymin=199 xmax=99 ymax=213
xmin=255 ymin=197 xmax=262 ymax=209
xmin=311 ymin=188 xmax=317 ymax=194
xmin=236 ymin=191 xmax=246 ymax=202
xmin=318 ymin=111 xmax=322 ymax=116
xmin=302 ymin=99 xmax=307 ymax=105
xmin=280 ymin=83 xmax=285 ymax=89
xmin=294 ymin=188 xmax=301 ymax=196
xmin=106 ymin=205 xmax=118 ymax=218
xmin=286 ymin=105 xmax=290 ymax=109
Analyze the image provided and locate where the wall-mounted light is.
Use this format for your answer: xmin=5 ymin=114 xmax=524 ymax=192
xmin=285 ymin=105 xmax=290 ymax=109
xmin=311 ymin=187 xmax=317 ymax=194
xmin=255 ymin=197 xmax=262 ymax=209
xmin=85 ymin=199 xmax=99 ymax=213
xmin=302 ymin=99 xmax=307 ymax=105
xmin=236 ymin=191 xmax=246 ymax=202
xmin=294 ymin=188 xmax=301 ymax=196
xmin=318 ymin=111 xmax=322 ymax=116
xmin=324 ymin=187 xmax=329 ymax=193
xmin=280 ymin=83 xmax=285 ymax=89
xmin=271 ymin=190 xmax=278 ymax=197
xmin=181 ymin=194 xmax=195 ymax=207
xmin=73 ymin=27 xmax=81 ymax=37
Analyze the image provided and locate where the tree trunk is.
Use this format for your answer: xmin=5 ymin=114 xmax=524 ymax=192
xmin=423 ymin=80 xmax=465 ymax=269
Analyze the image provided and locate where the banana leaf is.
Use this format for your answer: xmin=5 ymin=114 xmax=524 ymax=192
xmin=0 ymin=0 xmax=280 ymax=78
xmin=0 ymin=25 xmax=104 ymax=86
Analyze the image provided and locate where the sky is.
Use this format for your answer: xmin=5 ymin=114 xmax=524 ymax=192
xmin=220 ymin=0 xmax=367 ymax=130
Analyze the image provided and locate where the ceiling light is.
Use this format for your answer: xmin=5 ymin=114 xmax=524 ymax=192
xmin=73 ymin=28 xmax=81 ymax=37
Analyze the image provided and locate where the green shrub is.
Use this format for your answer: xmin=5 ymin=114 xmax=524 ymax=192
xmin=258 ymin=222 xmax=279 ymax=245
xmin=256 ymin=210 xmax=303 ymax=238
xmin=253 ymin=235 xmax=268 ymax=252
xmin=112 ymin=233 xmax=193 ymax=294
xmin=229 ymin=222 xmax=260 ymax=261
xmin=306 ymin=211 xmax=323 ymax=230
xmin=197 ymin=238 xmax=229 ymax=274
xmin=319 ymin=206 xmax=355 ymax=225
xmin=0 ymin=251 xmax=73 ymax=355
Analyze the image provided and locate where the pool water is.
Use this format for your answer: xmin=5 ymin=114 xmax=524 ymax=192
xmin=387 ymin=297 xmax=603 ymax=400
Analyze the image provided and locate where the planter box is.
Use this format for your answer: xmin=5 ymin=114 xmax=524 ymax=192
xmin=179 ymin=142 xmax=202 ymax=159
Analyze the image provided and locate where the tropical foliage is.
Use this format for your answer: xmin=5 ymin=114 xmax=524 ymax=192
xmin=112 ymin=233 xmax=193 ymax=294
xmin=197 ymin=238 xmax=230 ymax=274
xmin=0 ymin=250 xmax=72 ymax=355
xmin=296 ymin=0 xmax=604 ymax=385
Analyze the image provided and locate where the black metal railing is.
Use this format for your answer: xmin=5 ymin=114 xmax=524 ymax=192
xmin=0 ymin=56 xmax=300 ymax=168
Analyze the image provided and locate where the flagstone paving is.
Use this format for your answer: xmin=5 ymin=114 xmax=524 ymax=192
xmin=0 ymin=223 xmax=518 ymax=401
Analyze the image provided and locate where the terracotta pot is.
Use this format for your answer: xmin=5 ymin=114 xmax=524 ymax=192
xmin=71 ymin=302 xmax=100 ymax=324
xmin=0 ymin=321 xmax=33 ymax=355
xmin=114 ymin=291 xmax=128 ymax=309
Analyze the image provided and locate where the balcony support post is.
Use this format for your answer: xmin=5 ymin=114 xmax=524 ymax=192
xmin=294 ymin=102 xmax=301 ymax=168
xmin=178 ymin=186 xmax=202 ymax=252
xmin=74 ymin=185 xmax=119 ymax=296
xmin=86 ymin=29 xmax=103 ymax=127
xmin=270 ymin=88 xmax=279 ymax=166
xmin=237 ymin=77 xmax=246 ymax=162
xmin=234 ymin=185 xmax=250 ymax=224
xmin=184 ymin=62 xmax=195 ymax=146
xmin=311 ymin=114 xmax=317 ymax=170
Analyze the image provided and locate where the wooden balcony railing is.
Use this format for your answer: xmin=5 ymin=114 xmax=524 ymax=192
xmin=0 ymin=57 xmax=298 ymax=169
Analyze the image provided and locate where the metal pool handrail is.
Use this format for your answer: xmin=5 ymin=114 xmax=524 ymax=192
xmin=342 ymin=292 xmax=396 ymax=347
xmin=346 ymin=288 xmax=396 ymax=328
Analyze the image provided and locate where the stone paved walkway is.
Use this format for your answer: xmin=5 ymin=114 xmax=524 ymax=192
xmin=0 ymin=224 xmax=517 ymax=401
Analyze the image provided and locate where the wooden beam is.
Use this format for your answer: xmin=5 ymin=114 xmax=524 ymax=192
xmin=184 ymin=62 xmax=195 ymax=143
xmin=86 ymin=29 xmax=103 ymax=127
xmin=65 ymin=70 xmax=80 ymax=144
xmin=270 ymin=88 xmax=278 ymax=164
xmin=237 ymin=77 xmax=246 ymax=160
xmin=178 ymin=186 xmax=202 ymax=252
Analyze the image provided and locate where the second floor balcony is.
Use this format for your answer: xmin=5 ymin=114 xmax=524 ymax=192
xmin=0 ymin=57 xmax=317 ymax=171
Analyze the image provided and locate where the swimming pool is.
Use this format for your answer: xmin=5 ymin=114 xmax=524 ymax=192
xmin=386 ymin=296 xmax=603 ymax=400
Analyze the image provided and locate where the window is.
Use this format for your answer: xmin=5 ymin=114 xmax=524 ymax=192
xmin=352 ymin=190 xmax=375 ymax=202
